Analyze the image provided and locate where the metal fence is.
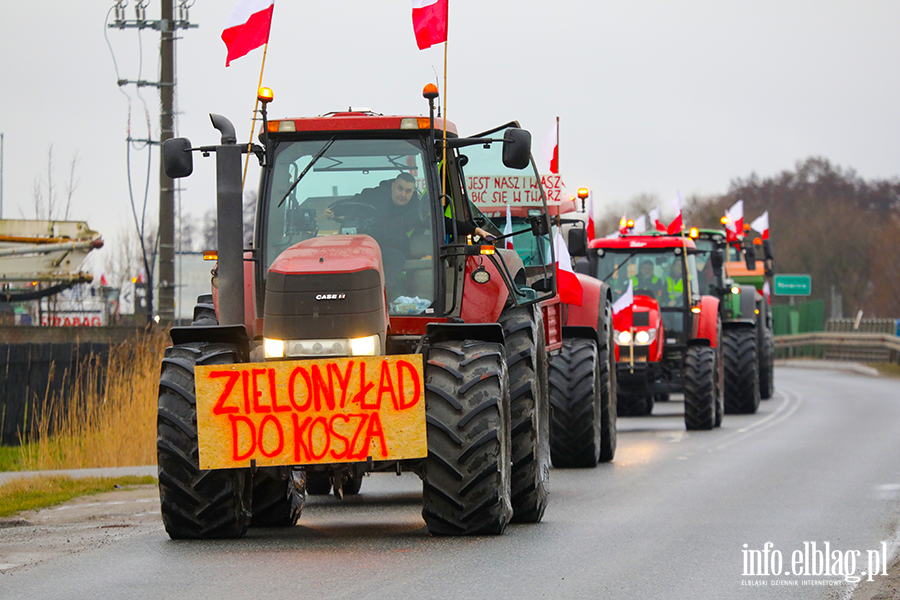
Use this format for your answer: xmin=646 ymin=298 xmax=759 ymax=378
xmin=0 ymin=343 xmax=110 ymax=444
xmin=826 ymin=318 xmax=899 ymax=335
xmin=774 ymin=332 xmax=900 ymax=364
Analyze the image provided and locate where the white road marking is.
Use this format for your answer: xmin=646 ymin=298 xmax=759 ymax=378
xmin=713 ymin=389 xmax=804 ymax=450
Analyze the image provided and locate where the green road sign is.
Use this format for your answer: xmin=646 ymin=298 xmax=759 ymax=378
xmin=774 ymin=274 xmax=811 ymax=296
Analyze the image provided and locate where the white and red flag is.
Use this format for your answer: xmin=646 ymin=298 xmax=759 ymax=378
xmin=412 ymin=0 xmax=448 ymax=50
xmin=612 ymin=280 xmax=634 ymax=316
xmin=542 ymin=121 xmax=559 ymax=174
xmin=503 ymin=203 xmax=515 ymax=251
xmin=586 ymin=189 xmax=596 ymax=240
xmin=222 ymin=0 xmax=275 ymax=67
xmin=619 ymin=213 xmax=629 ymax=235
xmin=553 ymin=230 xmax=583 ymax=306
xmin=649 ymin=206 xmax=665 ymax=232
xmin=725 ymin=199 xmax=744 ymax=242
xmin=666 ymin=192 xmax=683 ymax=235
xmin=750 ymin=211 xmax=770 ymax=240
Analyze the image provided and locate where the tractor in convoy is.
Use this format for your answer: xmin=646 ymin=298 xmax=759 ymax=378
xmin=157 ymin=85 xmax=560 ymax=538
xmin=480 ymin=195 xmax=617 ymax=468
xmin=569 ymin=227 xmax=724 ymax=430
xmin=695 ymin=225 xmax=776 ymax=401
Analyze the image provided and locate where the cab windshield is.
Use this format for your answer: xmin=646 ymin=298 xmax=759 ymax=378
xmin=596 ymin=248 xmax=700 ymax=339
xmin=692 ymin=238 xmax=720 ymax=296
xmin=263 ymin=137 xmax=435 ymax=315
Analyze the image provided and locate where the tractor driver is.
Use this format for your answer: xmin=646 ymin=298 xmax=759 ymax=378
xmin=631 ymin=259 xmax=665 ymax=301
xmin=666 ymin=260 xmax=684 ymax=307
xmin=325 ymin=173 xmax=492 ymax=300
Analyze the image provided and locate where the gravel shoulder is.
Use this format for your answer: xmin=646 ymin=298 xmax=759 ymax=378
xmin=0 ymin=484 xmax=163 ymax=573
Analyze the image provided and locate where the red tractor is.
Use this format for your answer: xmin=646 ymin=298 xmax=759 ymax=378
xmin=481 ymin=199 xmax=616 ymax=467
xmin=157 ymin=86 xmax=560 ymax=538
xmin=569 ymin=229 xmax=724 ymax=430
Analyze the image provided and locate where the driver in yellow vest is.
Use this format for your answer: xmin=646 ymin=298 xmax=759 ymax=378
xmin=631 ymin=260 xmax=665 ymax=301
xmin=666 ymin=261 xmax=684 ymax=307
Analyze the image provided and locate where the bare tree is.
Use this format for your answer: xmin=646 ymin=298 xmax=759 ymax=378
xmin=30 ymin=145 xmax=79 ymax=221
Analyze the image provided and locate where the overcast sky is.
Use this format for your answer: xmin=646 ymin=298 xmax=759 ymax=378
xmin=1 ymin=1 xmax=898 ymax=272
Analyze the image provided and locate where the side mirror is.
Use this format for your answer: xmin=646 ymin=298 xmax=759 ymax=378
xmin=163 ymin=138 xmax=193 ymax=179
xmin=568 ymin=228 xmax=587 ymax=257
xmin=763 ymin=239 xmax=774 ymax=261
xmin=744 ymin=245 xmax=757 ymax=271
xmin=711 ymin=249 xmax=724 ymax=276
xmin=502 ymin=128 xmax=532 ymax=170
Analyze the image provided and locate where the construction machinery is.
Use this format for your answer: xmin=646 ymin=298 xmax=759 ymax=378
xmin=0 ymin=219 xmax=103 ymax=302
xmin=156 ymin=85 xmax=560 ymax=538
xmin=570 ymin=228 xmax=724 ymax=430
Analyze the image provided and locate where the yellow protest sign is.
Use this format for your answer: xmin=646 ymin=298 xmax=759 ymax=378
xmin=194 ymin=355 xmax=427 ymax=470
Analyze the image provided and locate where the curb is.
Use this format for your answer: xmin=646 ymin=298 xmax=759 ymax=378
xmin=0 ymin=465 xmax=157 ymax=487
xmin=775 ymin=359 xmax=880 ymax=378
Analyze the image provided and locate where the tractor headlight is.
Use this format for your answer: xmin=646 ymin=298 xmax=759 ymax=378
xmin=264 ymin=338 xmax=285 ymax=358
xmin=266 ymin=335 xmax=381 ymax=359
xmin=635 ymin=329 xmax=655 ymax=345
xmin=731 ymin=286 xmax=740 ymax=295
xmin=349 ymin=334 xmax=379 ymax=356
xmin=616 ymin=330 xmax=632 ymax=345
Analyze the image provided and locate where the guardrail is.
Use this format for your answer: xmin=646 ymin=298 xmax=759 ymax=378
xmin=774 ymin=332 xmax=900 ymax=364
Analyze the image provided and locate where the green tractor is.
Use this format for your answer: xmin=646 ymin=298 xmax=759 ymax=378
xmin=689 ymin=228 xmax=775 ymax=412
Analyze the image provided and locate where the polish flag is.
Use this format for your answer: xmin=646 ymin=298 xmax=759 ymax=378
xmin=100 ymin=274 xmax=109 ymax=286
xmin=762 ymin=281 xmax=772 ymax=304
xmin=542 ymin=123 xmax=559 ymax=174
xmin=619 ymin=213 xmax=629 ymax=235
xmin=503 ymin=203 xmax=515 ymax=251
xmin=412 ymin=0 xmax=448 ymax=50
xmin=553 ymin=230 xmax=583 ymax=306
xmin=666 ymin=192 xmax=683 ymax=235
xmin=612 ymin=280 xmax=634 ymax=316
xmin=586 ymin=190 xmax=596 ymax=240
xmin=750 ymin=211 xmax=769 ymax=240
xmin=222 ymin=0 xmax=275 ymax=67
xmin=649 ymin=206 xmax=665 ymax=232
xmin=725 ymin=199 xmax=744 ymax=242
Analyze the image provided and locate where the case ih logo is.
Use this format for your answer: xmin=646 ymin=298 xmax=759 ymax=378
xmin=315 ymin=293 xmax=346 ymax=301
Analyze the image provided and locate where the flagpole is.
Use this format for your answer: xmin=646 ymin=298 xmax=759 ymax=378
xmin=556 ymin=115 xmax=559 ymax=173
xmin=241 ymin=42 xmax=270 ymax=191
xmin=441 ymin=1 xmax=449 ymax=201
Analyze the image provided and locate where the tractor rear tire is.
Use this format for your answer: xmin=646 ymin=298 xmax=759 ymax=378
xmin=157 ymin=342 xmax=252 ymax=539
xmin=617 ymin=391 xmax=653 ymax=417
xmin=598 ymin=304 xmax=617 ymax=463
xmin=548 ymin=338 xmax=601 ymax=468
xmin=192 ymin=294 xmax=217 ymax=326
xmin=305 ymin=473 xmax=331 ymax=495
xmin=249 ymin=468 xmax=305 ymax=527
xmin=499 ymin=305 xmax=549 ymax=523
xmin=422 ymin=340 xmax=512 ymax=536
xmin=760 ymin=328 xmax=775 ymax=399
xmin=683 ymin=345 xmax=717 ymax=430
xmin=723 ymin=327 xmax=761 ymax=414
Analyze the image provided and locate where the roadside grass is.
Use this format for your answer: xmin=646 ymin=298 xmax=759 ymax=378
xmin=14 ymin=331 xmax=166 ymax=472
xmin=0 ymin=475 xmax=157 ymax=518
xmin=0 ymin=443 xmax=34 ymax=471
xmin=868 ymin=362 xmax=900 ymax=379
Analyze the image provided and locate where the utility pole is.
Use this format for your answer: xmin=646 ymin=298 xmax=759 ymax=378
xmin=110 ymin=1 xmax=196 ymax=326
xmin=157 ymin=0 xmax=176 ymax=325
xmin=0 ymin=132 xmax=4 ymax=219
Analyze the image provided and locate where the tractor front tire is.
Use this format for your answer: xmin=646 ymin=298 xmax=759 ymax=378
xmin=723 ymin=327 xmax=761 ymax=414
xmin=683 ymin=345 xmax=717 ymax=431
xmin=499 ymin=305 xmax=550 ymax=523
xmin=191 ymin=294 xmax=217 ymax=326
xmin=598 ymin=304 xmax=617 ymax=463
xmin=422 ymin=340 xmax=512 ymax=536
xmin=250 ymin=468 xmax=305 ymax=527
xmin=549 ymin=338 xmax=602 ymax=468
xmin=157 ymin=342 xmax=252 ymax=539
xmin=760 ymin=328 xmax=775 ymax=399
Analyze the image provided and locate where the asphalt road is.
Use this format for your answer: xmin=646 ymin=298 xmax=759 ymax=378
xmin=3 ymin=367 xmax=900 ymax=600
